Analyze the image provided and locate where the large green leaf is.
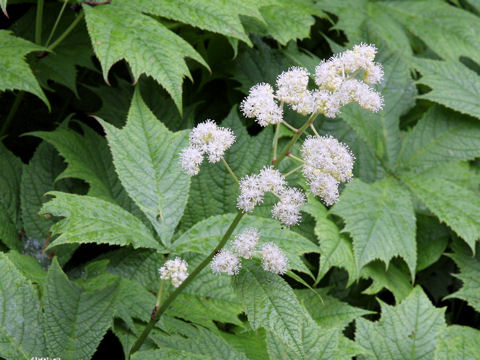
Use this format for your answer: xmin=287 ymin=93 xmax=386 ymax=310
xmin=402 ymin=172 xmax=480 ymax=251
xmin=412 ymin=60 xmax=480 ymax=120
xmin=44 ymin=259 xmax=120 ymax=360
xmin=0 ymin=143 xmax=22 ymax=250
xmin=356 ymin=286 xmax=446 ymax=360
xmin=0 ymin=30 xmax=49 ymax=107
xmin=330 ymin=178 xmax=417 ymax=277
xmin=40 ymin=192 xmax=161 ymax=250
xmin=173 ymin=214 xmax=319 ymax=275
xmin=434 ymin=325 xmax=480 ymax=360
xmin=445 ymin=241 xmax=480 ymax=313
xmin=397 ymin=106 xmax=480 ymax=169
xmin=83 ymin=3 xmax=208 ymax=111
xmin=101 ymin=89 xmax=190 ymax=246
xmin=180 ymin=108 xmax=273 ymax=229
xmin=0 ymin=253 xmax=45 ymax=359
xmin=131 ymin=349 xmax=209 ymax=360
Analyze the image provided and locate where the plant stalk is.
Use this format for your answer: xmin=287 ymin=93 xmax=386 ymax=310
xmin=35 ymin=0 xmax=44 ymax=44
xmin=45 ymin=0 xmax=69 ymax=47
xmin=273 ymin=123 xmax=280 ymax=162
xmin=129 ymin=211 xmax=245 ymax=356
xmin=48 ymin=11 xmax=85 ymax=52
xmin=284 ymin=165 xmax=303 ymax=178
xmin=221 ymin=158 xmax=239 ymax=185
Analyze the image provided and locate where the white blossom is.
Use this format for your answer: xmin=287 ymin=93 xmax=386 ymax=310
xmin=240 ymin=83 xmax=283 ymax=126
xmin=232 ymin=228 xmax=259 ymax=259
xmin=258 ymin=166 xmax=286 ymax=194
xmin=179 ymin=146 xmax=204 ymax=176
xmin=271 ymin=187 xmax=306 ymax=226
xmin=211 ymin=250 xmax=241 ymax=275
xmin=312 ymin=90 xmax=341 ymax=118
xmin=276 ymin=67 xmax=314 ymax=114
xmin=159 ymin=257 xmax=189 ymax=288
xmin=237 ymin=174 xmax=264 ymax=212
xmin=307 ymin=172 xmax=339 ymax=206
xmin=260 ymin=242 xmax=288 ymax=274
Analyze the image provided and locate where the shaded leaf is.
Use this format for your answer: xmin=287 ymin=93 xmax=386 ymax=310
xmin=434 ymin=325 xmax=480 ymax=360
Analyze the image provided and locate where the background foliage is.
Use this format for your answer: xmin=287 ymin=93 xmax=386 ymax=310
xmin=1 ymin=0 xmax=480 ymax=359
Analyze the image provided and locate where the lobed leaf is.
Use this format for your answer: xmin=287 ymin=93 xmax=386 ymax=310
xmin=434 ymin=325 xmax=480 ymax=360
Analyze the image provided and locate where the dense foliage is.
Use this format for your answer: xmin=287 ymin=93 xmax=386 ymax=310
xmin=1 ymin=0 xmax=480 ymax=359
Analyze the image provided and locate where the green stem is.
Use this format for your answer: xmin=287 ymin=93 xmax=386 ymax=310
xmin=287 ymin=153 xmax=306 ymax=164
xmin=155 ymin=280 xmax=165 ymax=308
xmin=284 ymin=165 xmax=303 ymax=178
xmin=129 ymin=211 xmax=245 ymax=356
xmin=281 ymin=120 xmax=298 ymax=133
xmin=274 ymin=113 xmax=319 ymax=167
xmin=273 ymin=123 xmax=280 ymax=161
xmin=221 ymin=158 xmax=239 ymax=185
xmin=1 ymin=91 xmax=25 ymax=137
xmin=310 ymin=123 xmax=321 ymax=137
xmin=35 ymin=0 xmax=44 ymax=44
xmin=45 ymin=0 xmax=69 ymax=47
xmin=47 ymin=11 xmax=85 ymax=51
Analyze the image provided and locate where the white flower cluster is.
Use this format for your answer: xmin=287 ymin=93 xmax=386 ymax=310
xmin=211 ymin=228 xmax=288 ymax=275
xmin=159 ymin=257 xmax=189 ymax=288
xmin=301 ymin=135 xmax=354 ymax=206
xmin=240 ymin=44 xmax=384 ymax=124
xmin=180 ymin=120 xmax=236 ymax=175
xmin=236 ymin=166 xmax=306 ymax=226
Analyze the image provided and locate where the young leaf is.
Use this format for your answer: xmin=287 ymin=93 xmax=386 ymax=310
xmin=0 ymin=30 xmax=49 ymax=108
xmin=173 ymin=214 xmax=320 ymax=275
xmin=40 ymin=192 xmax=161 ymax=251
xmin=44 ymin=258 xmax=120 ymax=360
xmin=83 ymin=2 xmax=208 ymax=111
xmin=356 ymin=286 xmax=446 ymax=360
xmin=445 ymin=241 xmax=480 ymax=313
xmin=330 ymin=178 xmax=417 ymax=278
xmin=0 ymin=142 xmax=22 ymax=250
xmin=0 ymin=253 xmax=46 ymax=359
xmin=100 ymin=89 xmax=190 ymax=246
xmin=434 ymin=325 xmax=480 ymax=360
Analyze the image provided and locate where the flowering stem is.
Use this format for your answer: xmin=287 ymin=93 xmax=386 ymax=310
xmin=281 ymin=120 xmax=298 ymax=133
xmin=284 ymin=165 xmax=303 ymax=178
xmin=274 ymin=113 xmax=319 ymax=167
xmin=273 ymin=123 xmax=280 ymax=161
xmin=221 ymin=158 xmax=239 ymax=185
xmin=35 ymin=0 xmax=44 ymax=44
xmin=310 ymin=123 xmax=321 ymax=138
xmin=155 ymin=280 xmax=165 ymax=308
xmin=287 ymin=153 xmax=306 ymax=164
xmin=129 ymin=211 xmax=245 ymax=357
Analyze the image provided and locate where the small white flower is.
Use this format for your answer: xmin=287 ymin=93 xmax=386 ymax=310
xmin=307 ymin=172 xmax=339 ymax=206
xmin=276 ymin=66 xmax=311 ymax=106
xmin=189 ymin=119 xmax=236 ymax=163
xmin=237 ymin=174 xmax=264 ymax=212
xmin=258 ymin=166 xmax=286 ymax=194
xmin=159 ymin=257 xmax=189 ymax=288
xmin=290 ymin=91 xmax=316 ymax=115
xmin=240 ymin=83 xmax=283 ymax=127
xmin=260 ymin=242 xmax=288 ymax=274
xmin=271 ymin=187 xmax=306 ymax=226
xmin=211 ymin=250 xmax=241 ymax=275
xmin=314 ymin=58 xmax=344 ymax=92
xmin=179 ymin=146 xmax=204 ymax=176
xmin=232 ymin=228 xmax=259 ymax=259
xmin=312 ymin=90 xmax=341 ymax=118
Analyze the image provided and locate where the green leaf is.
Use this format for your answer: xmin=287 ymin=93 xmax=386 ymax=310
xmin=173 ymin=213 xmax=320 ymax=275
xmin=100 ymin=89 xmax=190 ymax=246
xmin=445 ymin=241 xmax=480 ymax=313
xmin=381 ymin=0 xmax=480 ymax=62
xmin=330 ymin=178 xmax=417 ymax=278
xmin=220 ymin=330 xmax=268 ymax=360
xmin=20 ymin=142 xmax=65 ymax=242
xmin=397 ymin=105 xmax=480 ymax=169
xmin=402 ymin=172 xmax=480 ymax=251
xmin=356 ymin=286 xmax=446 ymax=360
xmin=0 ymin=30 xmax=49 ymax=108
xmin=83 ymin=2 xmax=208 ymax=111
xmin=0 ymin=142 xmax=22 ymax=250
xmin=44 ymin=258 xmax=120 ymax=360
xmin=411 ymin=59 xmax=480 ymax=120
xmin=5 ymin=250 xmax=46 ymax=287
xmin=0 ymin=253 xmax=45 ymax=359
xmin=180 ymin=108 xmax=273 ymax=229
xmin=296 ymin=288 xmax=373 ymax=330
xmin=434 ymin=325 xmax=480 ymax=360
xmin=131 ymin=348 xmax=209 ymax=360
xmin=1 ymin=0 xmax=7 ymax=17
xmin=40 ymin=192 xmax=161 ymax=250
xmin=416 ymin=215 xmax=449 ymax=272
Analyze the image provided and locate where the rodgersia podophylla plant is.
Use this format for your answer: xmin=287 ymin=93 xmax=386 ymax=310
xmin=130 ymin=43 xmax=384 ymax=353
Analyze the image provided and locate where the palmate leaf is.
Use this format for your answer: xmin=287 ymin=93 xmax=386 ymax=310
xmin=83 ymin=2 xmax=209 ymax=111
xmin=396 ymin=105 xmax=480 ymax=170
xmin=220 ymin=330 xmax=268 ymax=360
xmin=0 ymin=143 xmax=22 ymax=250
xmin=445 ymin=241 xmax=480 ymax=313
xmin=0 ymin=253 xmax=46 ymax=359
xmin=412 ymin=59 xmax=480 ymax=120
xmin=131 ymin=349 xmax=209 ymax=360
xmin=100 ymin=89 xmax=190 ymax=246
xmin=173 ymin=214 xmax=320 ymax=275
xmin=434 ymin=325 xmax=480 ymax=360
xmin=40 ymin=192 xmax=161 ymax=251
xmin=330 ymin=178 xmax=417 ymax=278
xmin=356 ymin=287 xmax=446 ymax=360
xmin=401 ymin=170 xmax=480 ymax=251
xmin=0 ymin=30 xmax=49 ymax=108
xmin=44 ymin=259 xmax=120 ymax=360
